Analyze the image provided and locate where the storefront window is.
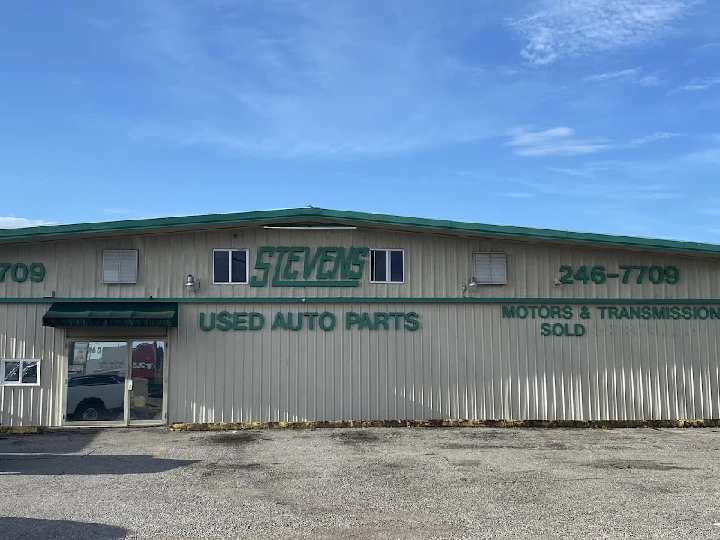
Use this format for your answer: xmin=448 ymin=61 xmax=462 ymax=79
xmin=65 ymin=340 xmax=165 ymax=423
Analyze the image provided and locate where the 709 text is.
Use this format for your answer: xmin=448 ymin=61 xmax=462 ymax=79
xmin=0 ymin=262 xmax=46 ymax=283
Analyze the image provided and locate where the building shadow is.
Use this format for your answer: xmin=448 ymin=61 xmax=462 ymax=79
xmin=0 ymin=453 xmax=198 ymax=476
xmin=0 ymin=517 xmax=127 ymax=540
xmin=0 ymin=429 xmax=99 ymax=455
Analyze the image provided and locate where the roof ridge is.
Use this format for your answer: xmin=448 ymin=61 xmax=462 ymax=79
xmin=0 ymin=207 xmax=718 ymax=254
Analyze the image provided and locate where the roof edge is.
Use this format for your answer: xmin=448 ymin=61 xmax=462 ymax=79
xmin=1 ymin=207 xmax=719 ymax=255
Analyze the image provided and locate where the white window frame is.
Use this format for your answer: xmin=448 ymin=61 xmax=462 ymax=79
xmin=473 ymin=252 xmax=507 ymax=285
xmin=212 ymin=249 xmax=249 ymax=285
xmin=1 ymin=359 xmax=40 ymax=386
xmin=102 ymin=249 xmax=139 ymax=284
xmin=369 ymin=248 xmax=405 ymax=284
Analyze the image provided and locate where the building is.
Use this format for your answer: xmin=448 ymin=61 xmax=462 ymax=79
xmin=1 ymin=207 xmax=719 ymax=427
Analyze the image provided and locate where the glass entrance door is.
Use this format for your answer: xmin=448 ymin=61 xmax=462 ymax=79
xmin=129 ymin=341 xmax=165 ymax=423
xmin=64 ymin=340 xmax=166 ymax=425
xmin=66 ymin=341 xmax=128 ymax=423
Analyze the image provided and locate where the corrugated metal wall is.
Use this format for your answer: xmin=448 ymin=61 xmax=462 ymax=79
xmin=168 ymin=304 xmax=720 ymax=423
xmin=0 ymin=304 xmax=62 ymax=426
xmin=2 ymin=225 xmax=720 ymax=425
xmin=1 ymin=227 xmax=719 ymax=300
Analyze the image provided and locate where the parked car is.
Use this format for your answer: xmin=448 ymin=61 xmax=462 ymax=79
xmin=66 ymin=374 xmax=125 ymax=421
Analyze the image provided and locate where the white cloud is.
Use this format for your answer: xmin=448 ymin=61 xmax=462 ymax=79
xmin=506 ymin=126 xmax=609 ymax=157
xmin=638 ymin=75 xmax=664 ymax=87
xmin=626 ymin=131 xmax=683 ymax=147
xmin=0 ymin=217 xmax=48 ymax=229
xmin=584 ymin=68 xmax=665 ymax=86
xmin=584 ymin=68 xmax=641 ymax=82
xmin=679 ymin=77 xmax=720 ymax=90
xmin=508 ymin=127 xmax=683 ymax=157
xmin=546 ymin=166 xmax=598 ymax=178
xmin=511 ymin=0 xmax=696 ymax=65
xmin=96 ymin=0 xmax=530 ymax=159
xmin=510 ymin=177 xmax=680 ymax=201
xmin=496 ymin=192 xmax=534 ymax=198
xmin=684 ymin=148 xmax=720 ymax=164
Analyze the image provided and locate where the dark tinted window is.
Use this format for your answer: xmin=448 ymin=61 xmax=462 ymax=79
xmin=3 ymin=361 xmax=19 ymax=382
xmin=371 ymin=250 xmax=387 ymax=282
xmin=371 ymin=249 xmax=404 ymax=283
xmin=231 ymin=250 xmax=247 ymax=283
xmin=213 ymin=250 xmax=230 ymax=283
xmin=22 ymin=361 xmax=38 ymax=384
xmin=390 ymin=250 xmax=404 ymax=282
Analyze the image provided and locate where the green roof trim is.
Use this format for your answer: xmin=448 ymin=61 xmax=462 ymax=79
xmin=2 ymin=207 xmax=719 ymax=254
xmin=8 ymin=296 xmax=720 ymax=306
xmin=42 ymin=302 xmax=179 ymax=328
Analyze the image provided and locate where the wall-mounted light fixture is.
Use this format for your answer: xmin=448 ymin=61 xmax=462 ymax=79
xmin=185 ymin=274 xmax=201 ymax=293
xmin=467 ymin=277 xmax=478 ymax=288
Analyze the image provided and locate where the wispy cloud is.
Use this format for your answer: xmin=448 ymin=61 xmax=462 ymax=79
xmin=626 ymin=131 xmax=683 ymax=147
xmin=496 ymin=192 xmax=534 ymax=198
xmin=638 ymin=75 xmax=665 ymax=87
xmin=91 ymin=1 xmax=533 ymax=159
xmin=584 ymin=67 xmax=664 ymax=86
xmin=508 ymin=127 xmax=684 ymax=157
xmin=546 ymin=166 xmax=599 ymax=178
xmin=511 ymin=0 xmax=696 ymax=65
xmin=507 ymin=126 xmax=609 ymax=156
xmin=679 ymin=77 xmax=720 ymax=90
xmin=510 ymin=177 xmax=680 ymax=201
xmin=585 ymin=68 xmax=642 ymax=82
xmin=0 ymin=217 xmax=49 ymax=229
xmin=684 ymin=148 xmax=720 ymax=164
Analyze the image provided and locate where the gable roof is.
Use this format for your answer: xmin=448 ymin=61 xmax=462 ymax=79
xmin=1 ymin=207 xmax=719 ymax=255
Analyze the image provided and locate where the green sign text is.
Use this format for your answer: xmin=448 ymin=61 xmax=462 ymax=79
xmin=558 ymin=265 xmax=680 ymax=285
xmin=0 ymin=262 xmax=45 ymax=283
xmin=199 ymin=311 xmax=420 ymax=331
xmin=249 ymin=246 xmax=369 ymax=287
xmin=502 ymin=303 xmax=720 ymax=338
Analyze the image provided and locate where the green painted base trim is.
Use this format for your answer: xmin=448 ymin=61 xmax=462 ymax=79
xmin=5 ymin=296 xmax=720 ymax=305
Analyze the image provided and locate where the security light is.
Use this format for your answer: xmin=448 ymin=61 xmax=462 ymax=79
xmin=185 ymin=274 xmax=200 ymax=292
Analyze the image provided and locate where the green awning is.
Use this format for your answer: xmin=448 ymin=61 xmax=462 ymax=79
xmin=42 ymin=302 xmax=178 ymax=328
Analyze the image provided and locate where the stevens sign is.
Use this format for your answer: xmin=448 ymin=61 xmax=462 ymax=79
xmin=249 ymin=246 xmax=368 ymax=287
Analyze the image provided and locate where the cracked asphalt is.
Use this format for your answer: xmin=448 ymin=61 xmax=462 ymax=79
xmin=1 ymin=427 xmax=719 ymax=539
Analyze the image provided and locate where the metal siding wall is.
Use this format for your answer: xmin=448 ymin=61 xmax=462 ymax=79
xmin=3 ymin=229 xmax=719 ymax=300
xmin=3 ymin=227 xmax=720 ymax=425
xmin=167 ymin=304 xmax=720 ymax=423
xmin=0 ymin=304 xmax=63 ymax=426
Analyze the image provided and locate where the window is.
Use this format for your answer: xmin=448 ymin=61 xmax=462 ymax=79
xmin=370 ymin=249 xmax=404 ymax=283
xmin=1 ymin=359 xmax=40 ymax=385
xmin=102 ymin=250 xmax=138 ymax=284
xmin=213 ymin=249 xmax=248 ymax=284
xmin=474 ymin=252 xmax=507 ymax=285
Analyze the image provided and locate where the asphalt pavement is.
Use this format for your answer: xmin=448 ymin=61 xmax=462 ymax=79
xmin=1 ymin=426 xmax=719 ymax=539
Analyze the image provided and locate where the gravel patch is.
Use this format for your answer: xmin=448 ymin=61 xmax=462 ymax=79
xmin=1 ymin=427 xmax=719 ymax=539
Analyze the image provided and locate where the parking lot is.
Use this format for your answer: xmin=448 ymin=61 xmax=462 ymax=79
xmin=1 ymin=426 xmax=719 ymax=539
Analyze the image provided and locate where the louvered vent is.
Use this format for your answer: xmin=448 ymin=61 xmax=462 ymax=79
xmin=474 ymin=253 xmax=507 ymax=285
xmin=102 ymin=250 xmax=138 ymax=284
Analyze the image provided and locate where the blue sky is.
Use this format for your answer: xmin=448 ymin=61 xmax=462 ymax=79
xmin=1 ymin=0 xmax=719 ymax=241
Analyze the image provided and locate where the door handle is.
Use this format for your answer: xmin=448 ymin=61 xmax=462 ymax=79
xmin=128 ymin=380 xmax=134 ymax=391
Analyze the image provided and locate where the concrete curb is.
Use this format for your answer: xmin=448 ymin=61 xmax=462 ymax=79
xmin=165 ymin=418 xmax=720 ymax=431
